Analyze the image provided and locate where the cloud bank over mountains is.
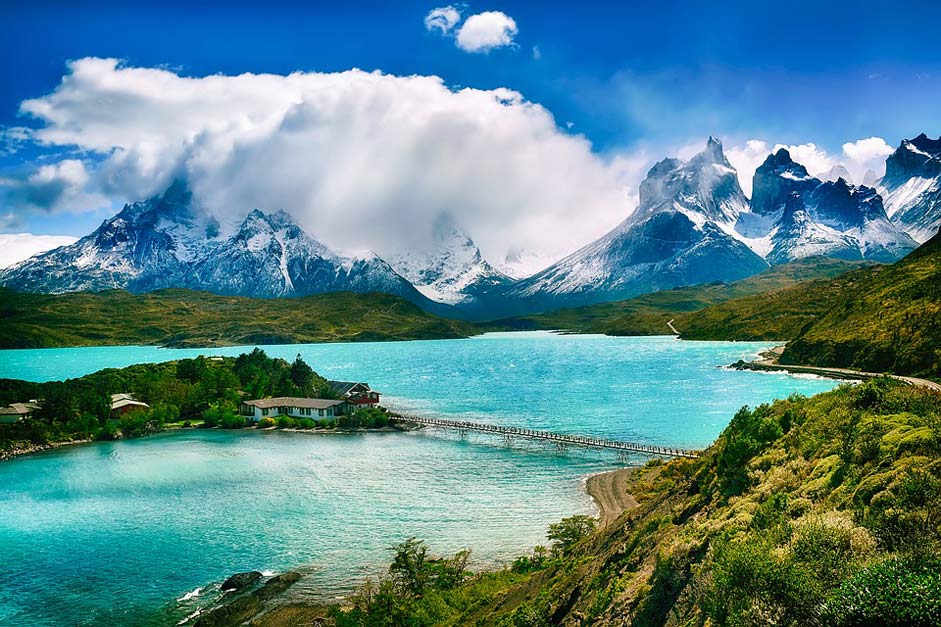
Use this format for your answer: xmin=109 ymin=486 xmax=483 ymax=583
xmin=1 ymin=57 xmax=910 ymax=275
xmin=7 ymin=57 xmax=638 ymax=271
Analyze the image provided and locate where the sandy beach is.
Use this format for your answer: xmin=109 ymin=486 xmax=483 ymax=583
xmin=585 ymin=467 xmax=639 ymax=526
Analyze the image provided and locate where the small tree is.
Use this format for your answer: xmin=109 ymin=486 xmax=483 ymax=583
xmin=548 ymin=515 xmax=596 ymax=556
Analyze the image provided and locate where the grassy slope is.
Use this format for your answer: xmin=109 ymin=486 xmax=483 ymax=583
xmin=339 ymin=379 xmax=941 ymax=626
xmin=0 ymin=288 xmax=479 ymax=349
xmin=485 ymin=258 xmax=872 ymax=336
xmin=675 ymin=231 xmax=941 ymax=378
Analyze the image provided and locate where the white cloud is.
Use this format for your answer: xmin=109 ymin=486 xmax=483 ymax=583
xmin=775 ymin=142 xmax=837 ymax=179
xmin=532 ymin=45 xmax=541 ymax=60
xmin=726 ymin=140 xmax=771 ymax=197
xmin=0 ymin=233 xmax=78 ymax=269
xmin=456 ymin=11 xmax=518 ymax=53
xmin=1 ymin=158 xmax=110 ymax=214
xmin=424 ymin=6 xmax=461 ymax=34
xmin=15 ymin=58 xmax=638 ymax=273
xmin=841 ymin=137 xmax=893 ymax=180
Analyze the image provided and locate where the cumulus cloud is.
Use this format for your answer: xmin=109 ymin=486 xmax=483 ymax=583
xmin=14 ymin=58 xmax=638 ymax=273
xmin=1 ymin=158 xmax=110 ymax=214
xmin=456 ymin=11 xmax=518 ymax=53
xmin=424 ymin=6 xmax=461 ymax=34
xmin=727 ymin=136 xmax=895 ymax=196
xmin=0 ymin=233 xmax=78 ymax=269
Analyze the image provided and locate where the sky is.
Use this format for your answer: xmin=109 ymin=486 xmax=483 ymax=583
xmin=1 ymin=0 xmax=940 ymax=272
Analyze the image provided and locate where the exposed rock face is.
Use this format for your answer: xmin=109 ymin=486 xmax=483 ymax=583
xmin=750 ymin=149 xmax=819 ymax=216
xmin=879 ymin=133 xmax=941 ymax=243
xmin=745 ymin=150 xmax=915 ymax=264
xmin=195 ymin=572 xmax=304 ymax=627
xmin=220 ymin=571 xmax=263 ymax=592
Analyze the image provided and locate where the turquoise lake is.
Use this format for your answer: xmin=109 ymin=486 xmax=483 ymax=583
xmin=0 ymin=333 xmax=841 ymax=626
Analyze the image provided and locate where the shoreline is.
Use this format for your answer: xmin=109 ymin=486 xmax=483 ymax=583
xmin=736 ymin=345 xmax=941 ymax=391
xmin=0 ymin=437 xmax=93 ymax=462
xmin=584 ymin=466 xmax=639 ymax=527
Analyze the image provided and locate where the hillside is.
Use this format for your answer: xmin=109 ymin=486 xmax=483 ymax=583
xmin=0 ymin=289 xmax=479 ymax=349
xmin=215 ymin=378 xmax=941 ymax=626
xmin=487 ymin=258 xmax=872 ymax=336
xmin=675 ymin=229 xmax=941 ymax=378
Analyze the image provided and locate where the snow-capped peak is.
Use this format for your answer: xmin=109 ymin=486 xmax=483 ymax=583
xmin=387 ymin=212 xmax=512 ymax=305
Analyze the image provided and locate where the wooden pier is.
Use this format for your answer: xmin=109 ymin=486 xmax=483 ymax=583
xmin=391 ymin=413 xmax=699 ymax=459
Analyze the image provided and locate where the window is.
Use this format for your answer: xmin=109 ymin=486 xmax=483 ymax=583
xmin=262 ymin=408 xmax=269 ymax=416
xmin=318 ymin=409 xmax=325 ymax=417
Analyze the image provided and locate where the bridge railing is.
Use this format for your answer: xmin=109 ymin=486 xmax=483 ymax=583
xmin=390 ymin=412 xmax=698 ymax=459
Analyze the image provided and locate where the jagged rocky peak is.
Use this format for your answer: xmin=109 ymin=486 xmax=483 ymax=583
xmin=807 ymin=178 xmax=887 ymax=228
xmin=635 ymin=136 xmax=746 ymax=226
xmin=879 ymin=133 xmax=941 ymax=242
xmin=750 ymin=148 xmax=817 ymax=215
xmin=884 ymin=133 xmax=941 ymax=184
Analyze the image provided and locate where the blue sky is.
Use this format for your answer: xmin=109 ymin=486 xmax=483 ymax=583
xmin=1 ymin=0 xmax=940 ymax=267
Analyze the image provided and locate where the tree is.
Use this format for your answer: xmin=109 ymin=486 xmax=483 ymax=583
xmin=547 ymin=515 xmax=596 ymax=556
xmin=290 ymin=354 xmax=315 ymax=391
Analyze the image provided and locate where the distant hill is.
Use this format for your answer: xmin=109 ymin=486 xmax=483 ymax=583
xmin=0 ymin=289 xmax=479 ymax=349
xmin=675 ymin=229 xmax=941 ymax=377
xmin=486 ymin=258 xmax=873 ymax=336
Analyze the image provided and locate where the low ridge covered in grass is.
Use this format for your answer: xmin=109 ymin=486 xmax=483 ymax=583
xmin=0 ymin=288 xmax=478 ymax=349
xmin=676 ymin=229 xmax=941 ymax=378
xmin=485 ymin=258 xmax=872 ymax=337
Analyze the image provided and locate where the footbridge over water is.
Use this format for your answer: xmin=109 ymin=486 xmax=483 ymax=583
xmin=391 ymin=413 xmax=699 ymax=459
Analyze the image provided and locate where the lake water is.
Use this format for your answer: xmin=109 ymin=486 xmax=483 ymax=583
xmin=0 ymin=333 xmax=840 ymax=626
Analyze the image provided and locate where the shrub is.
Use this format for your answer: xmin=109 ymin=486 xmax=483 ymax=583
xmin=257 ymin=417 xmax=276 ymax=428
xmin=276 ymin=416 xmax=296 ymax=429
xmin=716 ymin=404 xmax=784 ymax=496
xmin=824 ymin=555 xmax=941 ymax=627
xmin=297 ymin=418 xmax=316 ymax=429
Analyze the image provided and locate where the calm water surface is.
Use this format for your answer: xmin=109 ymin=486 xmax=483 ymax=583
xmin=0 ymin=333 xmax=840 ymax=626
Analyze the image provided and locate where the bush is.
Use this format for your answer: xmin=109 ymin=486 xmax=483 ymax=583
xmin=512 ymin=545 xmax=549 ymax=574
xmin=257 ymin=417 xmax=276 ymax=428
xmin=824 ymin=556 xmax=941 ymax=626
xmin=277 ymin=416 xmax=296 ymax=429
xmin=716 ymin=404 xmax=784 ymax=496
xmin=297 ymin=418 xmax=316 ymax=429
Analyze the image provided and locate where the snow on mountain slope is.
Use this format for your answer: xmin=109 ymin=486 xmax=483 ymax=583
xmin=0 ymin=182 xmax=428 ymax=305
xmin=499 ymin=138 xmax=769 ymax=311
xmin=387 ymin=214 xmax=514 ymax=305
xmin=746 ymin=149 xmax=916 ymax=263
xmin=879 ymin=133 xmax=941 ymax=243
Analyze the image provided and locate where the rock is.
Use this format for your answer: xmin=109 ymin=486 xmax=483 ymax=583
xmin=220 ymin=571 xmax=263 ymax=592
xmin=194 ymin=572 xmax=304 ymax=627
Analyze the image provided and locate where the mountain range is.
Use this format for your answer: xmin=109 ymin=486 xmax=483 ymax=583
xmin=2 ymin=134 xmax=939 ymax=318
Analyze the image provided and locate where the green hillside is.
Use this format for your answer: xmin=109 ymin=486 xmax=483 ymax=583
xmin=675 ymin=231 xmax=941 ymax=378
xmin=0 ymin=289 xmax=479 ymax=349
xmin=232 ymin=379 xmax=941 ymax=626
xmin=487 ymin=258 xmax=873 ymax=336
